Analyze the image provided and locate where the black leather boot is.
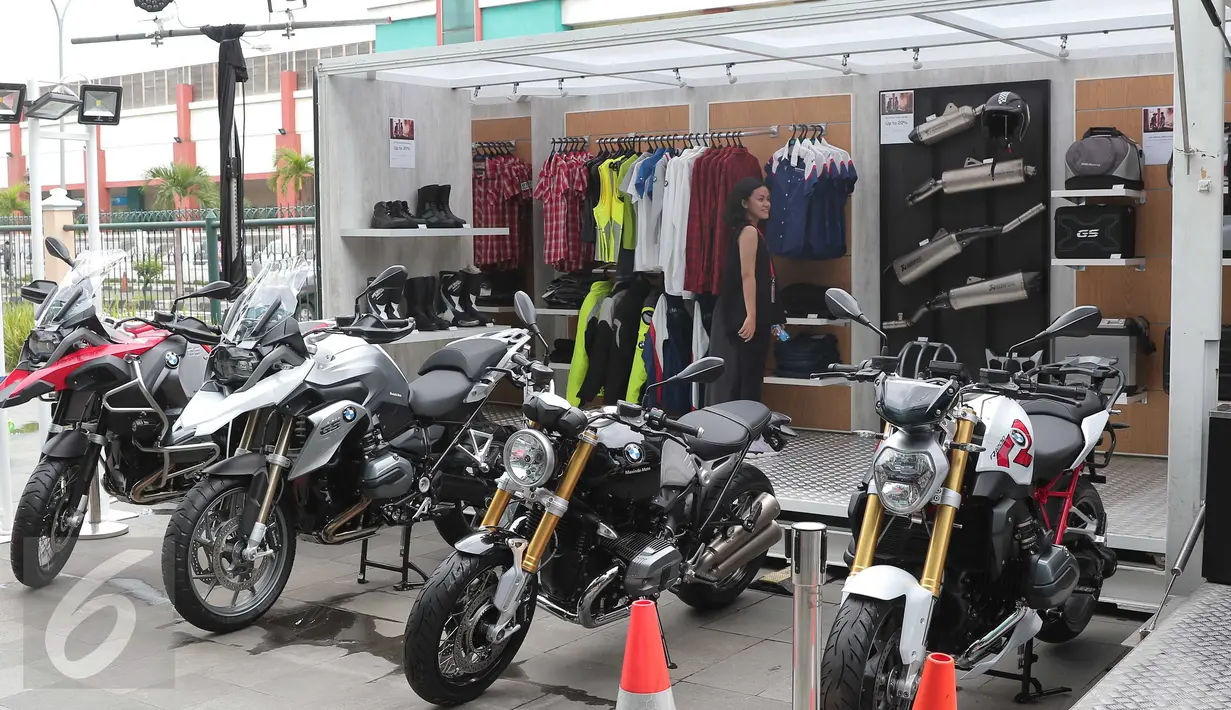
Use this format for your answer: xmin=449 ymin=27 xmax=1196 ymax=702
xmin=439 ymin=270 xmax=483 ymax=327
xmin=392 ymin=201 xmax=426 ymax=227
xmin=421 ymin=276 xmax=453 ymax=330
xmin=414 ymin=185 xmax=450 ymax=228
xmin=403 ymin=277 xmax=437 ymax=331
xmin=371 ymin=201 xmax=413 ymax=229
xmin=459 ymin=267 xmax=491 ymax=325
xmin=436 ymin=185 xmax=466 ymax=228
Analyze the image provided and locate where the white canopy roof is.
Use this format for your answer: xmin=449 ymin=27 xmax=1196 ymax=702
xmin=318 ymin=0 xmax=1180 ymax=96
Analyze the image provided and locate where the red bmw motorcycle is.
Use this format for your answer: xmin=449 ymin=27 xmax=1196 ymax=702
xmin=1 ymin=237 xmax=228 ymax=587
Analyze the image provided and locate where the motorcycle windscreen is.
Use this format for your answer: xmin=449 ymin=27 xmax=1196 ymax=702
xmin=36 ymin=249 xmax=128 ymax=328
xmin=220 ymin=256 xmax=314 ymax=346
xmin=874 ymin=376 xmax=959 ymax=428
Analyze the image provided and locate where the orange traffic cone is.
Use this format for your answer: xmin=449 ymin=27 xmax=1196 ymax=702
xmin=912 ymin=652 xmax=957 ymax=710
xmin=616 ymin=599 xmax=676 ymax=710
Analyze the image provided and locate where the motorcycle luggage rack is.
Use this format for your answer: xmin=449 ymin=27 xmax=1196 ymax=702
xmin=357 ymin=524 xmax=430 ymax=592
xmin=983 ymin=638 xmax=1071 ymax=703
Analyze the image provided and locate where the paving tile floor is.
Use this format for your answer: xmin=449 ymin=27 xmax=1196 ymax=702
xmin=0 ymin=501 xmax=1144 ymax=710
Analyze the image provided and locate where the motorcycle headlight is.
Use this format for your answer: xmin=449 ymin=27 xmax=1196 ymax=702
xmin=872 ymin=444 xmax=947 ymax=515
xmin=502 ymin=429 xmax=555 ymax=489
xmin=212 ymin=346 xmax=260 ymax=384
xmin=27 ymin=329 xmax=62 ymax=362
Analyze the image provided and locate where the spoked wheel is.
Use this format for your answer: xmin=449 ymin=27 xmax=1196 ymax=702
xmin=819 ymin=597 xmax=914 ymax=710
xmin=11 ymin=457 xmax=90 ymax=588
xmin=162 ymin=476 xmax=296 ymax=633
xmin=404 ymin=548 xmax=536 ymax=705
xmin=675 ymin=464 xmax=774 ymax=611
xmin=1038 ymin=478 xmax=1107 ymax=643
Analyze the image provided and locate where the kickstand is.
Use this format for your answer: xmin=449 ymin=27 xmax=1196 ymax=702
xmin=357 ymin=524 xmax=430 ymax=591
xmin=655 ymin=602 xmax=678 ymax=670
xmin=984 ymin=639 xmax=1071 ymax=704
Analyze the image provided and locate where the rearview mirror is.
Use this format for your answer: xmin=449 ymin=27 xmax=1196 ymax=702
xmin=514 ymin=291 xmax=538 ymax=330
xmin=20 ymin=280 xmax=56 ymax=305
xmin=824 ymin=288 xmax=864 ymax=322
xmin=45 ymin=237 xmax=74 ymax=267
xmin=1008 ymin=305 xmax=1101 ymax=355
xmin=185 ymin=280 xmax=234 ymax=301
xmin=672 ymin=356 xmax=725 ymax=385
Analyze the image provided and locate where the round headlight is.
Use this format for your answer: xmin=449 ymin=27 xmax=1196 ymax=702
xmin=502 ymin=429 xmax=555 ymax=489
xmin=872 ymin=447 xmax=941 ymax=515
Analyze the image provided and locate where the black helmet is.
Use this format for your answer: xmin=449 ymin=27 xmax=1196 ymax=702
xmin=982 ymin=91 xmax=1030 ymax=146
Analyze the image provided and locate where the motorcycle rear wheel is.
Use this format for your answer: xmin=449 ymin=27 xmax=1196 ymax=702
xmin=403 ymin=548 xmax=536 ymax=706
xmin=10 ymin=456 xmax=90 ymax=588
xmin=818 ymin=596 xmax=913 ymax=710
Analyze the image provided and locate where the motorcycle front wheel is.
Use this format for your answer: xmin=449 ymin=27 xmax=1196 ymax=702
xmin=161 ymin=475 xmax=296 ymax=633
xmin=10 ymin=456 xmax=90 ymax=588
xmin=819 ymin=597 xmax=914 ymax=710
xmin=403 ymin=548 xmax=536 ymax=706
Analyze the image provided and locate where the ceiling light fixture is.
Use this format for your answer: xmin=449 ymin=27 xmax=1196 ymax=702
xmin=726 ymin=64 xmax=737 ymax=84
xmin=841 ymin=54 xmax=851 ymax=76
xmin=912 ymin=47 xmax=922 ymax=70
xmin=472 ymin=86 xmax=481 ymax=102
xmin=674 ymin=68 xmax=685 ymax=89
xmin=1058 ymin=35 xmax=1070 ymax=58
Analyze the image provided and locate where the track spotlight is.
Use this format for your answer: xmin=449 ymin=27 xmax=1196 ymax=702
xmin=674 ymin=68 xmax=685 ymax=89
xmin=471 ymin=86 xmax=481 ymax=103
xmin=912 ymin=48 xmax=921 ymax=70
xmin=508 ymin=82 xmax=519 ymax=102
xmin=725 ymin=64 xmax=737 ymax=85
xmin=841 ymin=54 xmax=851 ymax=76
xmin=558 ymin=79 xmax=569 ymax=98
xmin=1058 ymin=35 xmax=1069 ymax=58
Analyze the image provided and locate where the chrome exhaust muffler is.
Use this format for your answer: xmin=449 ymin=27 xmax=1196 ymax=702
xmin=694 ymin=492 xmax=782 ymax=582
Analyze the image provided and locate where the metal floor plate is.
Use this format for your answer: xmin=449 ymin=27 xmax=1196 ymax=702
xmin=1071 ymin=583 xmax=1231 ymax=710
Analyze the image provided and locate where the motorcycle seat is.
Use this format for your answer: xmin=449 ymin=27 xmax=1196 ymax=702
xmin=419 ymin=338 xmax=507 ymax=381
xmin=1028 ymin=414 xmax=1086 ymax=484
xmin=1020 ymin=389 xmax=1102 ymax=424
xmin=708 ymin=400 xmax=773 ymax=440
xmin=407 ymin=370 xmax=473 ymax=419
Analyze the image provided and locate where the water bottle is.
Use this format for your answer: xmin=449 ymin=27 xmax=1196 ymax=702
xmin=772 ymin=324 xmax=789 ymax=342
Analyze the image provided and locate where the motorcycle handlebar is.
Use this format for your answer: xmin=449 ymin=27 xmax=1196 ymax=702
xmin=663 ymin=418 xmax=702 ymax=438
xmin=1032 ymin=382 xmax=1089 ymax=400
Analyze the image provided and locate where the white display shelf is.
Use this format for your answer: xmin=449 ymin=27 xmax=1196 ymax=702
xmin=764 ymin=376 xmax=853 ymax=388
xmin=475 ymin=305 xmax=515 ymax=314
xmin=1053 ymin=258 xmax=1146 ymax=271
xmin=1222 ymin=259 xmax=1231 ymax=267
xmin=1117 ymin=391 xmax=1148 ymax=405
xmin=548 ymin=362 xmax=570 ymax=372
xmin=341 ymin=227 xmax=509 ymax=238
xmin=1051 ymin=187 xmax=1145 ymax=202
xmin=537 ymin=308 xmax=581 ymax=317
xmin=388 ymin=324 xmax=502 ymax=345
xmin=785 ymin=317 xmax=848 ymax=327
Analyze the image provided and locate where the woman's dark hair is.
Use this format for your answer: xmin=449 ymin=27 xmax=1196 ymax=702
xmin=723 ymin=177 xmax=767 ymax=229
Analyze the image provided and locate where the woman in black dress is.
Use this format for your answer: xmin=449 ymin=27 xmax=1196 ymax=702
xmin=706 ymin=177 xmax=783 ymax=405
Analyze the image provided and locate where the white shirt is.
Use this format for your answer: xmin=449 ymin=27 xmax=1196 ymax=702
xmin=633 ymin=153 xmax=671 ymax=273
xmin=660 ymin=147 xmax=706 ymax=296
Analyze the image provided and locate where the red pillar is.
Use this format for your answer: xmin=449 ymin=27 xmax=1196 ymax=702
xmin=172 ymin=84 xmax=198 ymax=210
xmin=274 ymin=71 xmax=303 ymax=211
xmin=7 ymin=126 xmax=26 ymax=194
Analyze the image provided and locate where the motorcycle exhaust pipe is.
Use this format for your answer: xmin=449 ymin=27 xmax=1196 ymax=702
xmin=892 ymin=204 xmax=1046 ymax=286
xmin=907 ymin=158 xmax=1037 ymax=206
xmin=909 ymin=103 xmax=984 ymax=145
xmin=696 ymin=492 xmax=782 ymax=580
xmin=884 ymin=271 xmax=1041 ymax=329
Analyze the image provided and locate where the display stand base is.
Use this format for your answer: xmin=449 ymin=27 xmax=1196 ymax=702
xmin=357 ymin=525 xmax=429 ymax=591
xmin=984 ymin=639 xmax=1071 ymax=703
xmin=80 ymin=520 xmax=129 ymax=540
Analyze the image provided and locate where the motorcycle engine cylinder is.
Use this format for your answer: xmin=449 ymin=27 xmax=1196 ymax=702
xmin=601 ymin=533 xmax=682 ymax=597
xmin=359 ymin=449 xmax=418 ymax=501
xmin=1022 ymin=543 xmax=1080 ymax=610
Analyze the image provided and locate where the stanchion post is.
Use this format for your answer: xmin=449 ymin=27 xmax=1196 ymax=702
xmin=79 ymin=471 xmax=128 ymax=540
xmin=791 ymin=522 xmax=827 ymax=710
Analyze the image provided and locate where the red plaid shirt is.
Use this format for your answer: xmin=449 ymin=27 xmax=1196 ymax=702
xmin=474 ymin=155 xmax=532 ymax=270
xmin=536 ymin=152 xmax=594 ymax=272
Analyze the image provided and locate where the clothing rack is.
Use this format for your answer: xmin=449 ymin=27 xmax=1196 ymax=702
xmin=550 ymin=136 xmax=590 ymax=152
xmin=591 ymin=126 xmax=781 ymax=149
xmin=784 ymin=123 xmax=827 ymax=139
xmin=472 ymin=140 xmax=521 ymax=155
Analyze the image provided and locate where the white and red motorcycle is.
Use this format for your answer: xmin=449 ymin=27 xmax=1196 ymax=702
xmin=815 ymin=288 xmax=1120 ymax=710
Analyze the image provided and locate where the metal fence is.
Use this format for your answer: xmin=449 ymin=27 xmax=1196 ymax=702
xmin=0 ymin=207 xmax=317 ymax=324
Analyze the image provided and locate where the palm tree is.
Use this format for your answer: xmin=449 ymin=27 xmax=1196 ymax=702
xmin=141 ymin=161 xmax=220 ymax=210
xmin=0 ymin=183 xmax=30 ymax=216
xmin=268 ymin=147 xmax=314 ymax=207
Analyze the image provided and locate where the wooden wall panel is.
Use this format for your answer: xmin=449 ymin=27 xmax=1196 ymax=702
xmin=471 ymin=116 xmax=533 ymax=163
xmin=564 ymin=106 xmax=690 ymax=152
xmin=710 ymin=94 xmax=855 ymax=431
xmin=1072 ymin=73 xmax=1199 ymax=455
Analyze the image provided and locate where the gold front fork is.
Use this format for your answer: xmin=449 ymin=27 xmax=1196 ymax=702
xmin=478 ymin=420 xmax=539 ymax=530
xmin=919 ymin=410 xmax=977 ymax=596
xmin=850 ymin=422 xmax=894 ymax=575
xmin=522 ymin=430 xmax=597 ymax=573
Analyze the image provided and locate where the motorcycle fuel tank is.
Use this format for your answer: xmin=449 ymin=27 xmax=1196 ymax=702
xmin=588 ymin=420 xmax=662 ymax=500
xmin=968 ymin=394 xmax=1035 ymax=486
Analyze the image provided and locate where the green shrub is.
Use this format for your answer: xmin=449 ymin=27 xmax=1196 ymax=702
xmin=4 ymin=301 xmax=35 ymax=368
